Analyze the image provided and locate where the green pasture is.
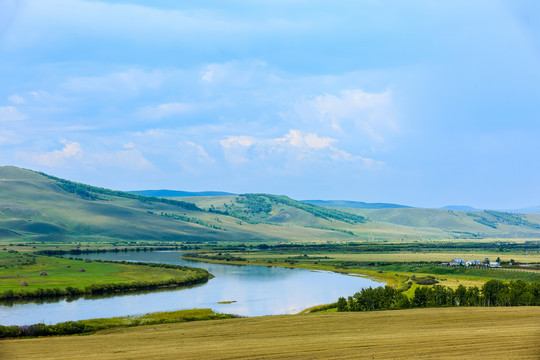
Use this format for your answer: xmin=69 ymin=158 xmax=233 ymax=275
xmin=0 ymin=252 xmax=199 ymax=292
xmin=241 ymin=251 xmax=540 ymax=264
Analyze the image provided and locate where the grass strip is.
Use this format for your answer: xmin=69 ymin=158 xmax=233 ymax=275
xmin=0 ymin=308 xmax=237 ymax=338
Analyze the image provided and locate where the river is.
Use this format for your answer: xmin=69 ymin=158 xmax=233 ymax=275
xmin=0 ymin=251 xmax=382 ymax=325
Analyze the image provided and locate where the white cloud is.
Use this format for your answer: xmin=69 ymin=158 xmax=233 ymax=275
xmin=60 ymin=139 xmax=82 ymax=157
xmin=174 ymin=141 xmax=215 ymax=173
xmin=220 ymin=136 xmax=256 ymax=149
xmin=90 ymin=149 xmax=154 ymax=171
xmin=220 ymin=136 xmax=256 ymax=163
xmin=278 ymin=130 xmax=335 ymax=149
xmin=185 ymin=141 xmax=213 ymax=163
xmin=136 ymin=102 xmax=197 ymax=120
xmin=0 ymin=106 xmax=27 ymax=122
xmin=61 ymin=68 xmax=166 ymax=95
xmin=220 ymin=130 xmax=381 ymax=167
xmin=293 ymin=89 xmax=395 ymax=141
xmin=8 ymin=94 xmax=24 ymax=104
xmin=201 ymin=68 xmax=215 ymax=83
xmin=17 ymin=139 xmax=82 ymax=167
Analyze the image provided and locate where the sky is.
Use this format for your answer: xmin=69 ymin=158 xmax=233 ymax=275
xmin=1 ymin=0 xmax=539 ymax=209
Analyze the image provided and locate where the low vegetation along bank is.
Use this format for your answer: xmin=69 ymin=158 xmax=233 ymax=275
xmin=0 ymin=251 xmax=212 ymax=301
xmin=0 ymin=309 xmax=236 ymax=339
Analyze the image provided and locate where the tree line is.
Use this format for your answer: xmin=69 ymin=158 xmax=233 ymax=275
xmin=259 ymin=194 xmax=368 ymax=224
xmin=37 ymin=171 xmax=201 ymax=211
xmin=244 ymin=241 xmax=540 ymax=253
xmin=337 ymin=280 xmax=540 ymax=312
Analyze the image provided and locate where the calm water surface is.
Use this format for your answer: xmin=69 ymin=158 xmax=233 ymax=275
xmin=0 ymin=251 xmax=382 ymax=325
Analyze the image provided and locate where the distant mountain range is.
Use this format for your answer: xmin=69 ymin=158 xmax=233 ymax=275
xmin=440 ymin=205 xmax=480 ymax=211
xmin=2 ymin=166 xmax=540 ymax=242
xmin=130 ymin=190 xmax=236 ymax=197
xmin=129 ymin=191 xmax=540 ymax=214
xmin=302 ymin=200 xmax=412 ymax=209
xmin=440 ymin=205 xmax=540 ymax=214
xmin=511 ymin=206 xmax=540 ymax=214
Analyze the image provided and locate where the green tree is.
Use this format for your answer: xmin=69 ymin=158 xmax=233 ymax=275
xmin=337 ymin=297 xmax=348 ymax=312
xmin=412 ymin=287 xmax=430 ymax=308
xmin=482 ymin=280 xmax=508 ymax=306
xmin=454 ymin=285 xmax=467 ymax=306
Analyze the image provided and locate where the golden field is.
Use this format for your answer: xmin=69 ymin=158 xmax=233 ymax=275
xmin=2 ymin=307 xmax=539 ymax=359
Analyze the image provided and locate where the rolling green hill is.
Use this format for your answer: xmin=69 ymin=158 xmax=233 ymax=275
xmin=1 ymin=166 xmax=540 ymax=243
xmin=0 ymin=167 xmax=371 ymax=243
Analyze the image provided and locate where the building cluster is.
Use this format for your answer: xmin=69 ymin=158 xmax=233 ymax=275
xmin=440 ymin=258 xmax=500 ymax=267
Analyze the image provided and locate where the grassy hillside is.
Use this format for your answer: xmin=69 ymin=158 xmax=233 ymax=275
xmin=2 ymin=166 xmax=540 ymax=244
xmin=3 ymin=307 xmax=539 ymax=359
xmin=344 ymin=207 xmax=540 ymax=239
xmin=0 ymin=167 xmax=370 ymax=244
xmin=0 ymin=167 xmax=261 ymax=243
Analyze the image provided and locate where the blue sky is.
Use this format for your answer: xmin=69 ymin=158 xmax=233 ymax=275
xmin=1 ymin=0 xmax=539 ymax=209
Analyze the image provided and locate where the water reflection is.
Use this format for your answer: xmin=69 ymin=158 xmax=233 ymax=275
xmin=0 ymin=282 xmax=206 ymax=307
xmin=0 ymin=251 xmax=382 ymax=325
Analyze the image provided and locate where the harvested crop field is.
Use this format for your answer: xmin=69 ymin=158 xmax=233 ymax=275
xmin=2 ymin=307 xmax=539 ymax=359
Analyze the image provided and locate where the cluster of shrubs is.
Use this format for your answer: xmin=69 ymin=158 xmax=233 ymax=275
xmin=410 ymin=275 xmax=439 ymax=285
xmin=183 ymin=252 xmax=247 ymax=262
xmin=0 ymin=262 xmax=212 ymax=301
xmin=0 ymin=321 xmax=94 ymax=338
xmin=0 ymin=309 xmax=238 ymax=339
xmin=337 ymin=280 xmax=540 ymax=312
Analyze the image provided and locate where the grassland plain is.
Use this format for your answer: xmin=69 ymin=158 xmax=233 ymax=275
xmin=0 ymin=253 xmax=206 ymax=293
xmin=2 ymin=307 xmax=539 ymax=359
xmin=242 ymin=251 xmax=540 ymax=264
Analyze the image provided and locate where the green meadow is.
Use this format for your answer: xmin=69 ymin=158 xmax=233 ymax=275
xmin=0 ymin=251 xmax=207 ymax=293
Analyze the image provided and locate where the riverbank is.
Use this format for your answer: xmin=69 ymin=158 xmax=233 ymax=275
xmin=3 ymin=307 xmax=539 ymax=359
xmin=181 ymin=252 xmax=540 ymax=292
xmin=0 ymin=252 xmax=212 ymax=301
